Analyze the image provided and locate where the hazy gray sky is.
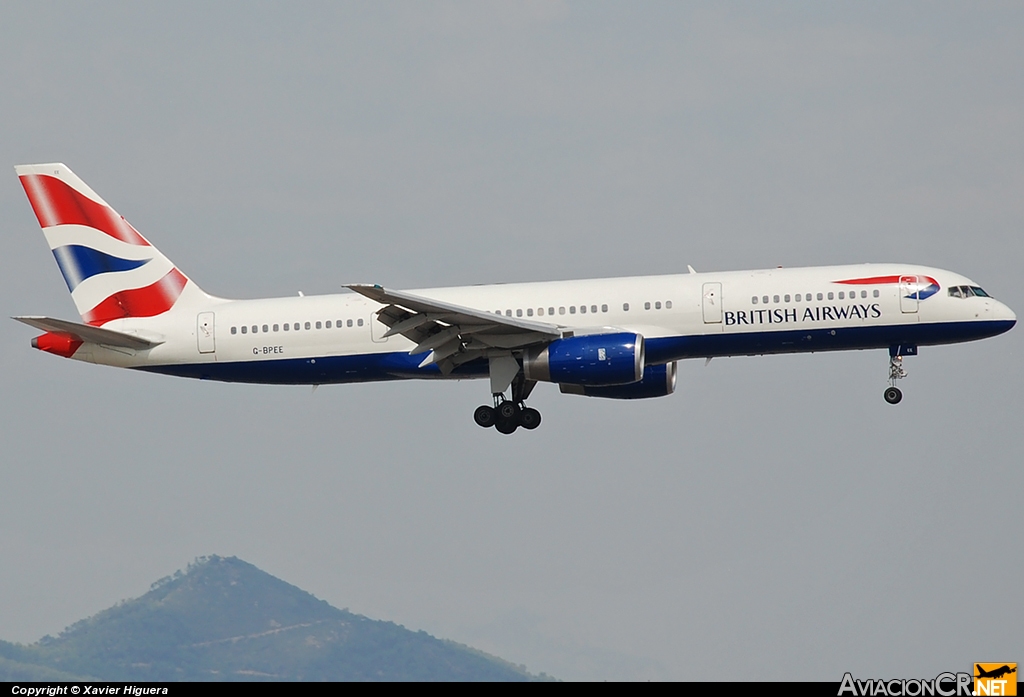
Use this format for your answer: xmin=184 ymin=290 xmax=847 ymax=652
xmin=1 ymin=2 xmax=1021 ymax=680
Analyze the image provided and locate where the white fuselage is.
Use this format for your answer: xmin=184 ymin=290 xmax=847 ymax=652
xmin=69 ymin=263 xmax=1015 ymax=385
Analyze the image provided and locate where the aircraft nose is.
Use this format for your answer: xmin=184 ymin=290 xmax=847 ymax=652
xmin=999 ymin=301 xmax=1017 ymax=325
xmin=989 ymin=299 xmax=1017 ymax=327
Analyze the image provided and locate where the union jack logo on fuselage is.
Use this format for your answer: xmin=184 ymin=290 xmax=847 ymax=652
xmin=834 ymin=275 xmax=941 ymax=301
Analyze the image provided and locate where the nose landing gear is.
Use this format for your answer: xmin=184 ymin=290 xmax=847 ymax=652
xmin=883 ymin=348 xmax=911 ymax=404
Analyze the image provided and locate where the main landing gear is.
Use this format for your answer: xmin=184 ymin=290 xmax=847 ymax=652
xmin=473 ymin=373 xmax=541 ymax=434
xmin=883 ymin=352 xmax=908 ymax=405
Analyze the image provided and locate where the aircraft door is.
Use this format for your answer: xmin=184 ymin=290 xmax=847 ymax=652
xmin=197 ymin=312 xmax=216 ymax=353
xmin=899 ymin=276 xmax=919 ymax=314
xmin=702 ymin=282 xmax=723 ymax=324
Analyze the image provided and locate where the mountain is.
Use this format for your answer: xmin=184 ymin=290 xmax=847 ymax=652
xmin=0 ymin=556 xmax=546 ymax=681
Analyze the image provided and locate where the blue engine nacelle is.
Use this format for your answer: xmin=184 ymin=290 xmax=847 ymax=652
xmin=559 ymin=362 xmax=677 ymax=399
xmin=523 ymin=332 xmax=644 ymax=386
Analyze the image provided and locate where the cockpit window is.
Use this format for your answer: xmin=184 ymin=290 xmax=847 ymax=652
xmin=949 ymin=285 xmax=992 ymax=299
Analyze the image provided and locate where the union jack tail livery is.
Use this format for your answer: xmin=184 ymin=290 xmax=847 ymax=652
xmin=16 ymin=163 xmax=209 ymax=327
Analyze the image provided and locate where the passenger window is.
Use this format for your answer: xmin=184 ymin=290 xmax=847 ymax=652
xmin=591 ymin=305 xmax=597 ymax=313
xmin=283 ymin=323 xmax=289 ymax=331
xmin=570 ymin=306 xmax=576 ymax=314
xmin=506 ymin=310 xmax=512 ymax=317
xmin=305 ymin=322 xmax=311 ymax=330
xmin=241 ymin=326 xmax=247 ymax=334
xmin=602 ymin=304 xmax=609 ymax=312
xmin=337 ymin=320 xmax=343 ymax=327
xmin=294 ymin=323 xmax=300 ymax=330
xmin=838 ymin=292 xmax=845 ymax=300
xmin=273 ymin=324 xmax=279 ymax=332
xmin=665 ymin=301 xmax=672 ymax=309
xmin=516 ymin=309 xmax=523 ymax=317
xmin=644 ymin=302 xmax=651 ymax=310
xmin=873 ymin=290 xmax=879 ymax=298
xmin=252 ymin=325 xmax=258 ymax=334
xmin=347 ymin=319 xmax=353 ymax=327
xmin=655 ymin=301 xmax=661 ymax=310
xmin=548 ymin=307 xmax=555 ymax=315
xmin=792 ymin=294 xmax=799 ymax=302
xmin=623 ymin=303 xmax=629 ymax=311
xmin=827 ymin=292 xmax=834 ymax=300
xmin=773 ymin=295 xmax=779 ymax=303
xmin=325 ymin=321 xmax=332 ymax=328
xmin=861 ymin=290 xmax=867 ymax=299
xmin=527 ymin=308 xmax=533 ymax=317
xmin=817 ymin=293 xmax=823 ymax=301
xmin=357 ymin=319 xmax=364 ymax=326
xmin=784 ymin=294 xmax=790 ymax=302
xmin=762 ymin=296 xmax=769 ymax=304
xmin=559 ymin=307 xmax=565 ymax=315
xmin=538 ymin=308 xmax=544 ymax=316
xmin=580 ymin=305 xmax=586 ymax=314
xmin=315 ymin=321 xmax=321 ymax=329
xmin=231 ymin=326 xmax=237 ymax=335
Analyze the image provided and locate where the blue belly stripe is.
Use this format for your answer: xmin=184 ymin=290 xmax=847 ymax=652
xmin=136 ymin=320 xmax=1014 ymax=386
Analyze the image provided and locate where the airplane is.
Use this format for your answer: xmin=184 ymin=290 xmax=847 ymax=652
xmin=975 ymin=665 xmax=1016 ymax=680
xmin=12 ymin=163 xmax=1016 ymax=434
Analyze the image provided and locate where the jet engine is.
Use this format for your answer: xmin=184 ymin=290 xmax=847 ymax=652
xmin=559 ymin=362 xmax=677 ymax=399
xmin=523 ymin=332 xmax=644 ymax=386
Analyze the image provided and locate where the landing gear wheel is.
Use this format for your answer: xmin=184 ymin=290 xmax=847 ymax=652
xmin=495 ymin=418 xmax=519 ymax=435
xmin=883 ymin=387 xmax=903 ymax=404
xmin=519 ymin=407 xmax=542 ymax=430
xmin=497 ymin=401 xmax=520 ymax=422
xmin=474 ymin=405 xmax=497 ymax=428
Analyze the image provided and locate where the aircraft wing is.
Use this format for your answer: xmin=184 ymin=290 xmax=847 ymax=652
xmin=346 ymin=284 xmax=562 ymax=373
xmin=12 ymin=316 xmax=163 ymax=349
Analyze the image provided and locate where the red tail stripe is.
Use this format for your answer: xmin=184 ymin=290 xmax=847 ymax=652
xmin=83 ymin=268 xmax=187 ymax=326
xmin=19 ymin=174 xmax=150 ymax=246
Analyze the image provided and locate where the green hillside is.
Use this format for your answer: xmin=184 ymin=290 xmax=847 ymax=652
xmin=0 ymin=556 xmax=545 ymax=681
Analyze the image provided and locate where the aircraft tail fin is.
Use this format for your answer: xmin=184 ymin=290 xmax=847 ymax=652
xmin=15 ymin=163 xmax=210 ymax=327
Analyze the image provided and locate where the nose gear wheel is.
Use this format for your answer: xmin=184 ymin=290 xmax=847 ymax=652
xmin=884 ymin=354 xmax=907 ymax=404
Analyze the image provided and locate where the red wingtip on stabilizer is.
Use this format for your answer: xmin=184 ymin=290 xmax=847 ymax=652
xmin=32 ymin=332 xmax=84 ymax=358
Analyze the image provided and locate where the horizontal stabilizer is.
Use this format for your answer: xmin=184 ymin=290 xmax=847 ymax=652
xmin=12 ymin=316 xmax=163 ymax=349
